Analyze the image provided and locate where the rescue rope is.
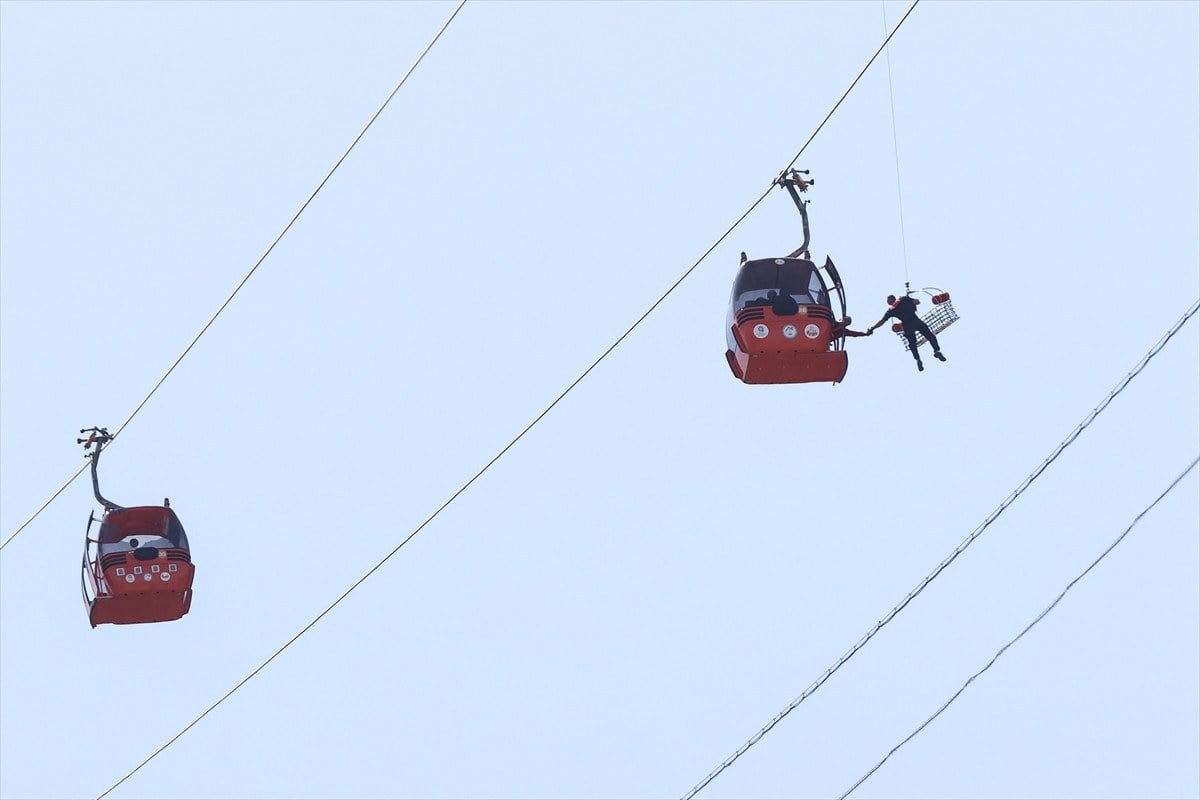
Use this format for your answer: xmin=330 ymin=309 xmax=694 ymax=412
xmin=0 ymin=0 xmax=468 ymax=553
xmin=881 ymin=1 xmax=911 ymax=287
xmin=840 ymin=454 xmax=1200 ymax=799
xmin=682 ymin=297 xmax=1200 ymax=799
xmin=782 ymin=0 xmax=921 ymax=177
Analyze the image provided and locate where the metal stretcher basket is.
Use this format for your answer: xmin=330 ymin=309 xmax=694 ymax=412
xmin=893 ymin=289 xmax=959 ymax=352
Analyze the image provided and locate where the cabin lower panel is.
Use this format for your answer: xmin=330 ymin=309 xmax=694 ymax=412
xmin=732 ymin=349 xmax=848 ymax=385
xmin=87 ymin=559 xmax=195 ymax=626
xmin=89 ymin=589 xmax=192 ymax=626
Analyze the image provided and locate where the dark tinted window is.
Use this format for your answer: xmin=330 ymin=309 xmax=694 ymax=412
xmin=731 ymin=258 xmax=830 ymax=311
xmin=97 ymin=507 xmax=189 ymax=553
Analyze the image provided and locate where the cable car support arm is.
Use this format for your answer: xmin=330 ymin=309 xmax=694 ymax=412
xmin=78 ymin=427 xmax=121 ymax=512
xmin=777 ymin=169 xmax=813 ymax=259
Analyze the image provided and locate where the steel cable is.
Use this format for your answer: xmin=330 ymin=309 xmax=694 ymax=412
xmin=4 ymin=0 xmax=919 ymax=552
xmin=1 ymin=0 xmax=467 ymax=552
xmin=683 ymin=298 xmax=1200 ymax=798
xmin=839 ymin=454 xmax=1200 ymax=798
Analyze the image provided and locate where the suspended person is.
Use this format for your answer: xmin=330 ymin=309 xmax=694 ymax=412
xmin=866 ymin=293 xmax=947 ymax=371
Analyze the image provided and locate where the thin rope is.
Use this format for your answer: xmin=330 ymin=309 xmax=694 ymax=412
xmin=94 ymin=5 xmax=925 ymax=796
xmin=783 ymin=0 xmax=920 ymax=177
xmin=1 ymin=0 xmax=467 ymax=553
xmin=840 ymin=455 xmax=1200 ymax=799
xmin=881 ymin=1 xmax=910 ymax=285
xmin=682 ymin=297 xmax=1200 ymax=799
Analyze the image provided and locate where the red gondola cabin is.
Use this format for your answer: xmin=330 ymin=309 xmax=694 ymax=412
xmin=725 ymin=170 xmax=850 ymax=385
xmin=78 ymin=428 xmax=195 ymax=627
xmin=726 ymin=256 xmax=848 ymax=384
xmin=82 ymin=504 xmax=195 ymax=627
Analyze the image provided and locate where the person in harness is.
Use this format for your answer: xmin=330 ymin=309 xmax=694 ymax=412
xmin=867 ymin=293 xmax=947 ymax=371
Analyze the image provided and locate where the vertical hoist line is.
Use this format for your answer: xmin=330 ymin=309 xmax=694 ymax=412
xmin=782 ymin=0 xmax=920 ymax=176
xmin=0 ymin=0 xmax=468 ymax=553
xmin=881 ymin=0 xmax=910 ymax=287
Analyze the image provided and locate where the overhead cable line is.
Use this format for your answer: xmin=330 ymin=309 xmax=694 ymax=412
xmin=840 ymin=454 xmax=1200 ymax=799
xmin=1 ymin=463 xmax=90 ymax=551
xmin=783 ymin=0 xmax=921 ymax=179
xmin=7 ymin=0 xmax=919 ymax=553
xmin=0 ymin=0 xmax=468 ymax=553
xmin=683 ymin=297 xmax=1200 ymax=799
xmin=94 ymin=4 xmax=922 ymax=796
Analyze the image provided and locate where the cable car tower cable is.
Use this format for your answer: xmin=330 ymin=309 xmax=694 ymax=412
xmin=0 ymin=0 xmax=468 ymax=553
xmin=6 ymin=0 xmax=919 ymax=554
xmin=840 ymin=454 xmax=1200 ymax=799
xmin=683 ymin=297 xmax=1200 ymax=799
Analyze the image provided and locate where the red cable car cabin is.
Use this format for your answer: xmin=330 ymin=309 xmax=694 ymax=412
xmin=725 ymin=169 xmax=850 ymax=385
xmin=725 ymin=256 xmax=848 ymax=384
xmin=78 ymin=428 xmax=195 ymax=627
xmin=82 ymin=505 xmax=195 ymax=627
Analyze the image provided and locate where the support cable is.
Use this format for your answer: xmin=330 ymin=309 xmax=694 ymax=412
xmin=93 ymin=5 xmax=924 ymax=796
xmin=4 ymin=0 xmax=916 ymax=554
xmin=782 ymin=0 xmax=921 ymax=178
xmin=840 ymin=454 xmax=1200 ymax=799
xmin=0 ymin=463 xmax=89 ymax=551
xmin=0 ymin=0 xmax=467 ymax=552
xmin=683 ymin=298 xmax=1200 ymax=799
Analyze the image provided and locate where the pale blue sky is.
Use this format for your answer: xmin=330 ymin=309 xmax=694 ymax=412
xmin=2 ymin=2 xmax=1198 ymax=799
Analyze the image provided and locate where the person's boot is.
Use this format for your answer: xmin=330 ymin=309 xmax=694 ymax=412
xmin=917 ymin=359 xmax=924 ymax=371
xmin=934 ymin=351 xmax=947 ymax=362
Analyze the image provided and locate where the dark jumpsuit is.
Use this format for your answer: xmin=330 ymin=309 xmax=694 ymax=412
xmin=885 ymin=296 xmax=940 ymax=360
